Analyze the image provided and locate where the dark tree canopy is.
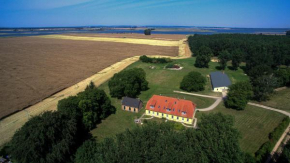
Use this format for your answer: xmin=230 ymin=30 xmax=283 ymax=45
xmin=58 ymin=85 xmax=115 ymax=130
xmin=218 ymin=50 xmax=231 ymax=70
xmin=8 ymin=111 xmax=78 ymax=163
xmin=75 ymin=140 xmax=98 ymax=163
xmin=75 ymin=113 xmax=245 ymax=163
xmin=231 ymin=49 xmax=243 ymax=70
xmin=144 ymin=29 xmax=151 ymax=35
xmin=108 ymin=68 xmax=149 ymax=98
xmin=180 ymin=71 xmax=206 ymax=92
xmin=139 ymin=55 xmax=172 ymax=63
xmin=252 ymin=75 xmax=278 ymax=101
xmin=286 ymin=30 xmax=290 ymax=36
xmin=274 ymin=68 xmax=290 ymax=87
xmin=225 ymin=81 xmax=253 ymax=110
xmin=194 ymin=46 xmax=212 ymax=68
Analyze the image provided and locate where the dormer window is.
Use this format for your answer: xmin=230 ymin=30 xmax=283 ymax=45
xmin=150 ymin=105 xmax=154 ymax=109
xmin=174 ymin=101 xmax=176 ymax=104
xmin=173 ymin=108 xmax=175 ymax=111
xmin=165 ymin=100 xmax=167 ymax=102
xmin=182 ymin=111 xmax=186 ymax=115
xmin=166 ymin=108 xmax=171 ymax=111
xmin=158 ymin=105 xmax=160 ymax=108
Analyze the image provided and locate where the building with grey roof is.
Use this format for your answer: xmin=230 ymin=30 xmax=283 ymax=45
xmin=121 ymin=97 xmax=143 ymax=113
xmin=210 ymin=71 xmax=232 ymax=92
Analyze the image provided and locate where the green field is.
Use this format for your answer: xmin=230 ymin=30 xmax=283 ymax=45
xmin=91 ymin=57 xmax=286 ymax=155
xmin=255 ymin=88 xmax=290 ymax=112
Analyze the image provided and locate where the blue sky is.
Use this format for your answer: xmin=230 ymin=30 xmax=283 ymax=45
xmin=0 ymin=0 xmax=290 ymax=28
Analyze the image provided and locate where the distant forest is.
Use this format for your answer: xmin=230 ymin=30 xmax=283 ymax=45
xmin=188 ymin=34 xmax=290 ymax=69
xmin=188 ymin=34 xmax=290 ymax=102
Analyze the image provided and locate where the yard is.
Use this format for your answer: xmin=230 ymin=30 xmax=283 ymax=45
xmin=90 ymin=57 xmax=286 ymax=155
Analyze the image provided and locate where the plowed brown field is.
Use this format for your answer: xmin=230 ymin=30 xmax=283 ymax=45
xmin=0 ymin=36 xmax=179 ymax=119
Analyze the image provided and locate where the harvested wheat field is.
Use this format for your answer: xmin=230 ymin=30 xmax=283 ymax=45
xmin=38 ymin=35 xmax=180 ymax=46
xmin=0 ymin=36 xmax=179 ymax=119
xmin=65 ymin=33 xmax=186 ymax=41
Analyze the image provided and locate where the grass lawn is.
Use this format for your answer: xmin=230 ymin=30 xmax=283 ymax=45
xmin=195 ymin=103 xmax=286 ymax=155
xmin=254 ymin=88 xmax=290 ymax=112
xmin=90 ymin=57 xmax=286 ymax=155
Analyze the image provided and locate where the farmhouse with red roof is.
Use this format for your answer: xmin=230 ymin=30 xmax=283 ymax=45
xmin=145 ymin=95 xmax=196 ymax=124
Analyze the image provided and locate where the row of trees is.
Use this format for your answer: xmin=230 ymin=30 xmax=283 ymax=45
xmin=75 ymin=113 xmax=254 ymax=163
xmin=139 ymin=55 xmax=172 ymax=63
xmin=4 ymin=83 xmax=115 ymax=163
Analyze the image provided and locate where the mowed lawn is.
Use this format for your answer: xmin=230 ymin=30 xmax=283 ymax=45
xmin=255 ymin=88 xmax=290 ymax=112
xmin=195 ymin=104 xmax=286 ymax=155
xmin=91 ymin=57 xmax=285 ymax=155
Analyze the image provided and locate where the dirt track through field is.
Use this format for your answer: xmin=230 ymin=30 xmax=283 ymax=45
xmin=37 ymin=35 xmax=180 ymax=47
xmin=0 ymin=34 xmax=190 ymax=146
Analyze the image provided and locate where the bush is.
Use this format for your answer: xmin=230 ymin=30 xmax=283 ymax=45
xmin=180 ymin=71 xmax=206 ymax=92
xmin=108 ymin=68 xmax=149 ymax=98
xmin=255 ymin=117 xmax=290 ymax=162
xmin=139 ymin=55 xmax=172 ymax=64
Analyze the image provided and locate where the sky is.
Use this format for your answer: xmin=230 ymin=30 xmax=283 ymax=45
xmin=0 ymin=0 xmax=290 ymax=28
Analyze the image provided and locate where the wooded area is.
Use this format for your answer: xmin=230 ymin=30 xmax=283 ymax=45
xmin=188 ymin=34 xmax=290 ymax=101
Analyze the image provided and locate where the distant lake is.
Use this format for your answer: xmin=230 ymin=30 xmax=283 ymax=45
xmin=0 ymin=28 xmax=289 ymax=37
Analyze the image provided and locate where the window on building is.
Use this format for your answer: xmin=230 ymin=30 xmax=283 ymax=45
xmin=150 ymin=105 xmax=154 ymax=109
xmin=123 ymin=106 xmax=125 ymax=110
xmin=182 ymin=111 xmax=186 ymax=115
xmin=134 ymin=108 xmax=136 ymax=112
xmin=174 ymin=101 xmax=176 ymax=104
xmin=129 ymin=107 xmax=131 ymax=111
xmin=167 ymin=108 xmax=171 ymax=111
xmin=148 ymin=111 xmax=150 ymax=114
xmin=157 ymin=112 xmax=159 ymax=116
xmin=166 ymin=114 xmax=168 ymax=117
xmin=173 ymin=108 xmax=175 ymax=111
xmin=187 ymin=118 xmax=189 ymax=122
xmin=162 ymin=113 xmax=164 ymax=116
xmin=182 ymin=118 xmax=184 ymax=121
xmin=172 ymin=115 xmax=173 ymax=118
xmin=177 ymin=117 xmax=179 ymax=120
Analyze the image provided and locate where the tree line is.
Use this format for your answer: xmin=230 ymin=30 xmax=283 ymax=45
xmin=75 ymin=113 xmax=255 ymax=163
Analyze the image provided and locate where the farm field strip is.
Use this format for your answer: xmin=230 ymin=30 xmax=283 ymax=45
xmin=37 ymin=35 xmax=180 ymax=47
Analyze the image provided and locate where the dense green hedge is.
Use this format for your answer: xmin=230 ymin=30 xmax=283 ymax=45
xmin=139 ymin=55 xmax=172 ymax=63
xmin=255 ymin=117 xmax=290 ymax=162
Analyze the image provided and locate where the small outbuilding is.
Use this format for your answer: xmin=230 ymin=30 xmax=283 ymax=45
xmin=121 ymin=97 xmax=143 ymax=113
xmin=210 ymin=71 xmax=232 ymax=92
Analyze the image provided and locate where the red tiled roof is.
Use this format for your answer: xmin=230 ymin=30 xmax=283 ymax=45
xmin=145 ymin=95 xmax=196 ymax=119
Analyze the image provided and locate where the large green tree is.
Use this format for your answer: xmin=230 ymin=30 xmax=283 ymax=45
xmin=108 ymin=68 xmax=148 ymax=98
xmin=252 ymin=75 xmax=278 ymax=101
xmin=180 ymin=71 xmax=206 ymax=92
xmin=58 ymin=85 xmax=115 ymax=130
xmin=225 ymin=81 xmax=253 ymax=110
xmin=8 ymin=111 xmax=78 ymax=163
xmin=218 ymin=50 xmax=231 ymax=70
xmin=194 ymin=46 xmax=212 ymax=68
xmin=275 ymin=68 xmax=290 ymax=87
xmin=231 ymin=49 xmax=243 ymax=70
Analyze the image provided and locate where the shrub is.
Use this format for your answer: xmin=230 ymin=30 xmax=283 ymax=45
xmin=166 ymin=63 xmax=180 ymax=69
xmin=144 ymin=29 xmax=151 ymax=35
xmin=180 ymin=71 xmax=206 ymax=92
